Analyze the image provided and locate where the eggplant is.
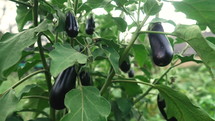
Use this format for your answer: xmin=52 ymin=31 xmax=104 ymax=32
xmin=120 ymin=60 xmax=131 ymax=73
xmin=49 ymin=66 xmax=77 ymax=110
xmin=65 ymin=12 xmax=79 ymax=38
xmin=128 ymin=69 xmax=134 ymax=78
xmin=80 ymin=71 xmax=91 ymax=86
xmin=157 ymin=94 xmax=177 ymax=121
xmin=148 ymin=23 xmax=173 ymax=66
xmin=86 ymin=16 xmax=95 ymax=35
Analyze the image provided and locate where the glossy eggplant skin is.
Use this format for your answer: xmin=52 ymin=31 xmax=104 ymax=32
xmin=148 ymin=23 xmax=173 ymax=66
xmin=65 ymin=12 xmax=79 ymax=38
xmin=157 ymin=94 xmax=177 ymax=121
xmin=120 ymin=61 xmax=131 ymax=73
xmin=49 ymin=66 xmax=77 ymax=110
xmin=80 ymin=71 xmax=91 ymax=86
xmin=85 ymin=16 xmax=95 ymax=35
xmin=128 ymin=69 xmax=134 ymax=78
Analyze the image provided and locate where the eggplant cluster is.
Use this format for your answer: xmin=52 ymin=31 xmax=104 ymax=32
xmin=148 ymin=23 xmax=173 ymax=66
xmin=65 ymin=12 xmax=96 ymax=37
xmin=157 ymin=94 xmax=177 ymax=121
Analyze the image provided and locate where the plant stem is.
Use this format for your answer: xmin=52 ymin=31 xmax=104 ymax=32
xmin=133 ymin=63 xmax=182 ymax=104
xmin=139 ymin=31 xmax=174 ymax=36
xmin=137 ymin=0 xmax=141 ymax=24
xmin=120 ymin=15 xmax=150 ymax=64
xmin=113 ymin=80 xmax=154 ymax=87
xmin=10 ymin=0 xmax=32 ymax=7
xmin=100 ymin=15 xmax=150 ymax=95
xmin=74 ymin=0 xmax=79 ymax=15
xmin=22 ymin=95 xmax=49 ymax=100
xmin=1 ymin=69 xmax=45 ymax=96
xmin=42 ymin=32 xmax=54 ymax=45
xmin=33 ymin=0 xmax=55 ymax=120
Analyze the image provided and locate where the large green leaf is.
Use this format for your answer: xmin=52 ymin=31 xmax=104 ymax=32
xmin=132 ymin=44 xmax=149 ymax=67
xmin=155 ymin=85 xmax=214 ymax=121
xmin=49 ymin=43 xmax=88 ymax=77
xmin=143 ymin=0 xmax=163 ymax=15
xmin=172 ymin=0 xmax=215 ymax=33
xmin=173 ymin=25 xmax=215 ymax=68
xmin=61 ymin=86 xmax=111 ymax=121
xmin=0 ymin=21 xmax=50 ymax=81
xmin=16 ymin=5 xmax=32 ymax=31
xmin=112 ymin=17 xmax=127 ymax=32
xmin=0 ymin=90 xmax=19 ymax=121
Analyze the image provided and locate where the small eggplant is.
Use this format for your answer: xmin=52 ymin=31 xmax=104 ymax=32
xmin=80 ymin=71 xmax=91 ymax=86
xmin=86 ymin=16 xmax=95 ymax=35
xmin=65 ymin=12 xmax=79 ymax=38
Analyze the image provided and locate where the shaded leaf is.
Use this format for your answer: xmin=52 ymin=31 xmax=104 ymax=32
xmin=16 ymin=5 xmax=32 ymax=31
xmin=120 ymin=82 xmax=142 ymax=97
xmin=0 ymin=20 xmax=50 ymax=81
xmin=113 ymin=17 xmax=127 ymax=32
xmin=144 ymin=0 xmax=163 ymax=15
xmin=102 ymin=46 xmax=120 ymax=73
xmin=0 ymin=90 xmax=19 ymax=121
xmin=151 ymin=18 xmax=176 ymax=26
xmin=177 ymin=55 xmax=202 ymax=64
xmin=132 ymin=44 xmax=149 ymax=67
xmin=61 ymin=86 xmax=111 ymax=121
xmin=172 ymin=0 xmax=215 ymax=34
xmin=155 ymin=85 xmax=214 ymax=121
xmin=49 ymin=43 xmax=88 ymax=77
xmin=173 ymin=25 xmax=215 ymax=68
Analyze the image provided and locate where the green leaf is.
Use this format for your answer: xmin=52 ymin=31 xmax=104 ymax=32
xmin=49 ymin=43 xmax=88 ymax=77
xmin=206 ymin=37 xmax=215 ymax=45
xmin=55 ymin=8 xmax=66 ymax=32
xmin=132 ymin=44 xmax=149 ymax=67
xmin=172 ymin=0 xmax=215 ymax=34
xmin=143 ymin=0 xmax=163 ymax=15
xmin=0 ymin=20 xmax=50 ymax=81
xmin=120 ymin=82 xmax=142 ymax=97
xmin=6 ymin=113 xmax=23 ymax=121
xmin=16 ymin=4 xmax=32 ymax=31
xmin=151 ymin=18 xmax=176 ymax=26
xmin=86 ymin=0 xmax=112 ymax=8
xmin=18 ymin=60 xmax=40 ymax=78
xmin=61 ymin=86 xmax=111 ymax=121
xmin=113 ymin=17 xmax=127 ymax=32
xmin=28 ymin=118 xmax=50 ymax=121
xmin=0 ymin=90 xmax=19 ymax=121
xmin=114 ymin=0 xmax=128 ymax=6
xmin=154 ymin=85 xmax=214 ymax=121
xmin=177 ymin=55 xmax=203 ymax=64
xmin=116 ymin=98 xmax=132 ymax=114
xmin=102 ymin=46 xmax=120 ymax=73
xmin=173 ymin=25 xmax=215 ymax=68
xmin=51 ymin=0 xmax=66 ymax=8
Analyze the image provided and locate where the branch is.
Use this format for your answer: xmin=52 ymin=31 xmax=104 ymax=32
xmin=1 ymin=69 xmax=45 ymax=96
xmin=133 ymin=63 xmax=182 ymax=104
xmin=139 ymin=31 xmax=175 ymax=36
xmin=100 ymin=15 xmax=150 ymax=95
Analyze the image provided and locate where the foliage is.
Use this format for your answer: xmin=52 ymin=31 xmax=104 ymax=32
xmin=0 ymin=0 xmax=215 ymax=121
